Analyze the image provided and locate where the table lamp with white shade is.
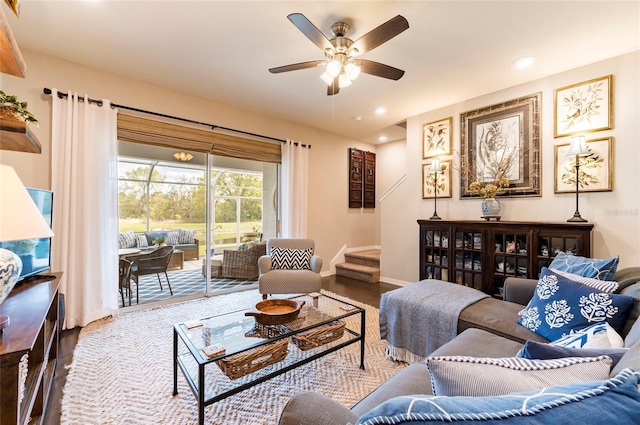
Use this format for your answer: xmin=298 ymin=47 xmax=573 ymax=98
xmin=0 ymin=165 xmax=55 ymax=332
xmin=565 ymin=135 xmax=591 ymax=222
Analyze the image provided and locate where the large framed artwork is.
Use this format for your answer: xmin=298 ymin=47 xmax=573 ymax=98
xmin=459 ymin=92 xmax=542 ymax=198
xmin=554 ymin=75 xmax=613 ymax=137
xmin=554 ymin=137 xmax=613 ymax=193
xmin=422 ymin=117 xmax=452 ymax=158
xmin=422 ymin=160 xmax=452 ymax=199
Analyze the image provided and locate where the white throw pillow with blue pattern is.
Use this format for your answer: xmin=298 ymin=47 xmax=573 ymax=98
xmin=136 ymin=234 xmax=148 ymax=248
xmin=517 ymin=267 xmax=634 ymax=341
xmin=178 ymin=229 xmax=196 ymax=244
xmin=355 ymin=369 xmax=640 ymax=425
xmin=550 ymin=322 xmax=625 ymax=349
xmin=118 ymin=230 xmax=136 ymax=249
xmin=165 ymin=231 xmax=180 ymax=246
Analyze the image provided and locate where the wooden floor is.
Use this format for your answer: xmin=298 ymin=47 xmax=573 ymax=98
xmin=43 ymin=275 xmax=399 ymax=425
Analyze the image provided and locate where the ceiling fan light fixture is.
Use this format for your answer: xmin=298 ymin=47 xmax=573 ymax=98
xmin=326 ymin=59 xmax=342 ymax=77
xmin=344 ymin=62 xmax=361 ymax=81
xmin=338 ymin=73 xmax=352 ymax=88
xmin=320 ymin=71 xmax=334 ymax=86
xmin=173 ymin=152 xmax=193 ymax=162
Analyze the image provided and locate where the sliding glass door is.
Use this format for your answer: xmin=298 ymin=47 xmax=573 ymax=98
xmin=117 ymin=142 xmax=278 ymax=309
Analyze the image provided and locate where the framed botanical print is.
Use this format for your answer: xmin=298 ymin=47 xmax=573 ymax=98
xmin=554 ymin=75 xmax=613 ymax=137
xmin=554 ymin=137 xmax=613 ymax=193
xmin=460 ymin=92 xmax=542 ymax=198
xmin=422 ymin=117 xmax=452 ymax=158
xmin=422 ymin=160 xmax=452 ymax=199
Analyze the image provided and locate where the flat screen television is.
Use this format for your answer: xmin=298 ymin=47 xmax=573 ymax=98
xmin=0 ymin=187 xmax=53 ymax=280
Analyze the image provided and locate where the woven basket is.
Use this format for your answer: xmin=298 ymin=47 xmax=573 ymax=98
xmin=292 ymin=320 xmax=346 ymax=351
xmin=217 ymin=337 xmax=290 ymax=380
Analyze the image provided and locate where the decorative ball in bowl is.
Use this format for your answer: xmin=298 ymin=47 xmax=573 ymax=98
xmin=245 ymin=299 xmax=305 ymax=325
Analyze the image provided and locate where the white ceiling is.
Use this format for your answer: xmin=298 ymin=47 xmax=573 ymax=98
xmin=7 ymin=1 xmax=640 ymax=145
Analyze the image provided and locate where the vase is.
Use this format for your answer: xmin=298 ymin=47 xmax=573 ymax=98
xmin=481 ymin=198 xmax=501 ymax=216
xmin=0 ymin=248 xmax=22 ymax=307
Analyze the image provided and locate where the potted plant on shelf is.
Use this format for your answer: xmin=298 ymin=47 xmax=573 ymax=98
xmin=0 ymin=90 xmax=38 ymax=127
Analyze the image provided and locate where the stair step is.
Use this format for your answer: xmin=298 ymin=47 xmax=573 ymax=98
xmin=335 ymin=262 xmax=380 ymax=284
xmin=344 ymin=249 xmax=380 ymax=268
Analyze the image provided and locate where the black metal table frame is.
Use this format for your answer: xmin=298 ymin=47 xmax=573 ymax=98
xmin=172 ymin=294 xmax=366 ymax=425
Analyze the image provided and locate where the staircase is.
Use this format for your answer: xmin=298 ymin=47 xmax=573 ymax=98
xmin=335 ymin=249 xmax=380 ymax=283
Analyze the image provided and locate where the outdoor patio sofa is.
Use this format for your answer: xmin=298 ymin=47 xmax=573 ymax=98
xmin=118 ymin=229 xmax=200 ymax=260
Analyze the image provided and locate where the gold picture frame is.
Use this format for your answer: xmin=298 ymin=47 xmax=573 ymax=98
xmin=554 ymin=137 xmax=613 ymax=193
xmin=422 ymin=160 xmax=452 ymax=199
xmin=460 ymin=93 xmax=542 ymax=198
xmin=554 ymin=75 xmax=613 ymax=138
xmin=422 ymin=117 xmax=452 ymax=158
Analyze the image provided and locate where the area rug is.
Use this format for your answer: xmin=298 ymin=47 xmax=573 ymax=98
xmin=60 ymin=290 xmax=406 ymax=424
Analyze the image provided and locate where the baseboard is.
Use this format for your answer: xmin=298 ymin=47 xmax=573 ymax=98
xmin=379 ymin=275 xmax=412 ymax=287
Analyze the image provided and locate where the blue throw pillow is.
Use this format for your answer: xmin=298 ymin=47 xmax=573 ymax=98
xmin=516 ymin=340 xmax=628 ymax=368
xmin=517 ymin=268 xmax=634 ymax=341
xmin=355 ymin=369 xmax=640 ymax=425
xmin=549 ymin=252 xmax=619 ymax=281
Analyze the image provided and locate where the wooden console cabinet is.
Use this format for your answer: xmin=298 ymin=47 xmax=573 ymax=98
xmin=418 ymin=220 xmax=593 ymax=297
xmin=0 ymin=273 xmax=61 ymax=425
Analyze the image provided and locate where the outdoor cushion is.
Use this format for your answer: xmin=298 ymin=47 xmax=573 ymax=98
xmin=118 ymin=230 xmax=136 ymax=248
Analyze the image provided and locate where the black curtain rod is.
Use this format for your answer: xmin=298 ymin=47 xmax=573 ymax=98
xmin=41 ymin=87 xmax=306 ymax=147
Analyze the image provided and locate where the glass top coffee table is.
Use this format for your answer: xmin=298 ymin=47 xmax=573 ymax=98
xmin=172 ymin=292 xmax=365 ymax=425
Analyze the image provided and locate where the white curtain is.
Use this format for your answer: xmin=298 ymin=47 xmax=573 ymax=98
xmin=51 ymin=90 xmax=119 ymax=329
xmin=281 ymin=140 xmax=309 ymax=238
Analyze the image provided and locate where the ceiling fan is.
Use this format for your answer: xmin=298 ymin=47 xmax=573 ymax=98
xmin=269 ymin=13 xmax=409 ymax=96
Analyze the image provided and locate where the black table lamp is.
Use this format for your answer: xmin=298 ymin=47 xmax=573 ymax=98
xmin=429 ymin=158 xmax=443 ymax=220
xmin=565 ymin=135 xmax=590 ymax=222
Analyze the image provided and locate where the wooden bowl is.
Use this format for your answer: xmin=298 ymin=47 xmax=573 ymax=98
xmin=245 ymin=299 xmax=305 ymax=325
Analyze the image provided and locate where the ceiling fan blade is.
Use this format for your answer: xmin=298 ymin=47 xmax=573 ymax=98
xmin=358 ymin=60 xmax=405 ymax=80
xmin=288 ymin=13 xmax=334 ymax=52
xmin=351 ymin=15 xmax=409 ymax=55
xmin=327 ymin=77 xmax=340 ymax=96
xmin=269 ymin=60 xmax=325 ymax=74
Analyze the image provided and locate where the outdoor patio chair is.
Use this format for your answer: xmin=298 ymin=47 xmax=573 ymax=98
xmin=258 ymin=238 xmax=322 ymax=300
xmin=118 ymin=258 xmax=134 ymax=307
xmin=128 ymin=245 xmax=174 ymax=299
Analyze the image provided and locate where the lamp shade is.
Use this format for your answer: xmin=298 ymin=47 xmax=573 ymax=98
xmin=430 ymin=158 xmax=443 ymax=173
xmin=0 ymin=165 xmax=54 ymax=242
xmin=566 ymin=136 xmax=590 ymax=157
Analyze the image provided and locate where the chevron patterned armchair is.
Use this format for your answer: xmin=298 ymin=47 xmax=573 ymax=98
xmin=258 ymin=238 xmax=323 ymax=300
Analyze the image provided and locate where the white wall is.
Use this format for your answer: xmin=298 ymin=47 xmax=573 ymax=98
xmin=0 ymin=50 xmax=381 ymax=270
xmin=381 ymin=51 xmax=640 ymax=284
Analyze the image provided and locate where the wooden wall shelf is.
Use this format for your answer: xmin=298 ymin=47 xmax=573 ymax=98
xmin=0 ymin=119 xmax=42 ymax=154
xmin=0 ymin=8 xmax=26 ymax=78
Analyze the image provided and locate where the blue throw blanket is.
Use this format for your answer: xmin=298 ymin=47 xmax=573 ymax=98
xmin=380 ymin=279 xmax=489 ymax=363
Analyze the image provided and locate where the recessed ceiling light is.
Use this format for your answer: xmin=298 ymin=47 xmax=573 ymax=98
xmin=351 ymin=116 xmax=363 ymax=121
xmin=375 ymin=107 xmax=387 ymax=115
xmin=378 ymin=135 xmax=388 ymax=142
xmin=513 ymin=56 xmax=535 ymax=69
